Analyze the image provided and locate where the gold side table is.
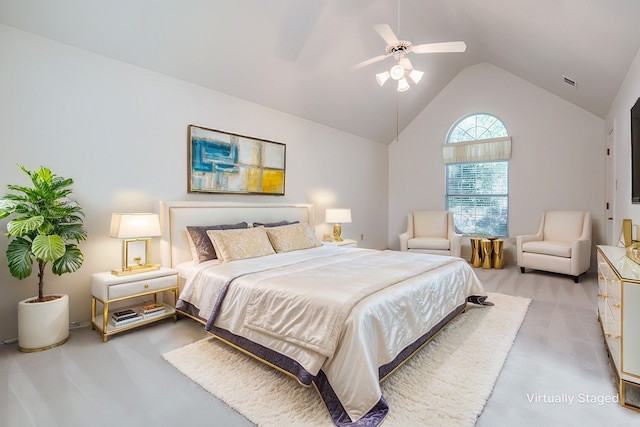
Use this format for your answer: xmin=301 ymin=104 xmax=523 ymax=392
xmin=493 ymin=239 xmax=504 ymax=269
xmin=471 ymin=237 xmax=483 ymax=268
xmin=482 ymin=239 xmax=493 ymax=269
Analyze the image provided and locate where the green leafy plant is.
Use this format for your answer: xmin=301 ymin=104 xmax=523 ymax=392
xmin=0 ymin=165 xmax=87 ymax=302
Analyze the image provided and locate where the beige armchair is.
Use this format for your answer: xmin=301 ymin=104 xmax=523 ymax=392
xmin=516 ymin=211 xmax=592 ymax=283
xmin=399 ymin=211 xmax=462 ymax=257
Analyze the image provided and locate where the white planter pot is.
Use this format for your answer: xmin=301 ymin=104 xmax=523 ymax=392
xmin=18 ymin=294 xmax=69 ymax=352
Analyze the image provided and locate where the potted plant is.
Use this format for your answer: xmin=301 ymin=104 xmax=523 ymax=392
xmin=0 ymin=165 xmax=87 ymax=352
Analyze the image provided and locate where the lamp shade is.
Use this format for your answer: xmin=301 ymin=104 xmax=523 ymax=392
xmin=110 ymin=213 xmax=161 ymax=239
xmin=397 ymin=77 xmax=410 ymax=92
xmin=390 ymin=64 xmax=405 ymax=80
xmin=325 ymin=208 xmax=352 ymax=224
xmin=408 ymin=69 xmax=424 ymax=84
xmin=376 ymin=71 xmax=390 ymax=86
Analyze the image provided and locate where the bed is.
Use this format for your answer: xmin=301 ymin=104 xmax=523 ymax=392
xmin=156 ymin=201 xmax=488 ymax=426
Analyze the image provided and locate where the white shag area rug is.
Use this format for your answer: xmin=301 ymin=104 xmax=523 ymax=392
xmin=163 ymin=292 xmax=530 ymax=426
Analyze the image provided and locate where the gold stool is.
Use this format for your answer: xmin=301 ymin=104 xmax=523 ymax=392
xmin=493 ymin=239 xmax=504 ymax=269
xmin=470 ymin=237 xmax=483 ymax=268
xmin=482 ymin=239 xmax=493 ymax=269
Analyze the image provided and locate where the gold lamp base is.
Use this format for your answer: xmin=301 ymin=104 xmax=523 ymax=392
xmin=111 ymin=264 xmax=160 ymax=276
xmin=111 ymin=237 xmax=160 ymax=276
xmin=626 ymin=241 xmax=640 ymax=265
xmin=333 ymin=224 xmax=343 ymax=242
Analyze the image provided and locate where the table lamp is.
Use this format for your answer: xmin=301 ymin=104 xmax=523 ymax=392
xmin=110 ymin=213 xmax=161 ymax=275
xmin=325 ymin=208 xmax=351 ymax=242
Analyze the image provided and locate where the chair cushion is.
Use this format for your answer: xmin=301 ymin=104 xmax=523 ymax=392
xmin=408 ymin=237 xmax=450 ymax=251
xmin=543 ymin=211 xmax=585 ymax=241
xmin=413 ymin=211 xmax=448 ymax=238
xmin=522 ymin=240 xmax=572 ymax=258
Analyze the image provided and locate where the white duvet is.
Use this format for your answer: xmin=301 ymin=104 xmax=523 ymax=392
xmin=178 ymin=246 xmax=486 ymax=423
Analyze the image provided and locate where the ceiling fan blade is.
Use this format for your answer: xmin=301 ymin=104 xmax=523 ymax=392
xmin=373 ymin=24 xmax=399 ymax=46
xmin=350 ymin=53 xmax=391 ymax=70
xmin=399 ymin=57 xmax=413 ymax=70
xmin=412 ymin=41 xmax=467 ymax=54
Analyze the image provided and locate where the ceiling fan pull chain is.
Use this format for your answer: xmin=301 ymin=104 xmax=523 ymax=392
xmin=396 ymin=91 xmax=399 ymax=143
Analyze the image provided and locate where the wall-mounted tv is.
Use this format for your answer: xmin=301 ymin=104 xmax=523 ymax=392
xmin=632 ymin=97 xmax=640 ymax=204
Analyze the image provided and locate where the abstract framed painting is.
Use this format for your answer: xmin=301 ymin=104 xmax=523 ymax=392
xmin=187 ymin=125 xmax=286 ymax=195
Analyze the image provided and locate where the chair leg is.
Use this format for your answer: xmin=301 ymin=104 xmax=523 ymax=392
xmin=573 ymin=275 xmax=580 ymax=283
xmin=520 ymin=267 xmax=525 ymax=274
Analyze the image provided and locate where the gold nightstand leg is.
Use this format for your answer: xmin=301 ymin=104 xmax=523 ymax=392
xmin=103 ymin=302 xmax=109 ymax=341
xmin=173 ymin=287 xmax=179 ymax=321
xmin=91 ymin=297 xmax=96 ymax=330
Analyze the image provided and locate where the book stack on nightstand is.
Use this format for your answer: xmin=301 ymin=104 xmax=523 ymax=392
xmin=140 ymin=303 xmax=166 ymax=318
xmin=109 ymin=309 xmax=143 ymax=328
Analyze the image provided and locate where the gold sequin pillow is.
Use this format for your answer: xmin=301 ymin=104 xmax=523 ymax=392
xmin=265 ymin=222 xmax=322 ymax=253
xmin=207 ymin=226 xmax=275 ymax=262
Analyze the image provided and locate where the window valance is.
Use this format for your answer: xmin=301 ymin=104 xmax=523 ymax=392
xmin=442 ymin=137 xmax=512 ymax=164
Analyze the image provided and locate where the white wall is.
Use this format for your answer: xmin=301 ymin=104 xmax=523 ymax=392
xmin=0 ymin=25 xmax=389 ymax=341
xmin=388 ymin=62 xmax=605 ymax=262
xmin=606 ymin=47 xmax=640 ymax=240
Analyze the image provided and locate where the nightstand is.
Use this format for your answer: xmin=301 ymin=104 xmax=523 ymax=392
xmin=322 ymin=239 xmax=358 ymax=248
xmin=91 ymin=267 xmax=179 ymax=342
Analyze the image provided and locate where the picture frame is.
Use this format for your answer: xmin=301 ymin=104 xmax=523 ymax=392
xmin=188 ymin=124 xmax=286 ymax=195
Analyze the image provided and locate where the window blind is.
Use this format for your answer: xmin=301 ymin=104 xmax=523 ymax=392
xmin=442 ymin=136 xmax=512 ymax=164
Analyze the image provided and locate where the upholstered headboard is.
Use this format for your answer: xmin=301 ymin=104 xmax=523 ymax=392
xmin=155 ymin=201 xmax=315 ymax=267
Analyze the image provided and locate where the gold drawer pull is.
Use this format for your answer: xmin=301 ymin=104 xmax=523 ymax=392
xmin=598 ymin=293 xmax=609 ymax=299
xmin=144 ymin=284 xmax=149 ymax=289
xmin=613 ymin=303 xmax=621 ymax=308
xmin=605 ymin=333 xmax=612 ymax=338
xmin=615 ymin=335 xmax=621 ymax=340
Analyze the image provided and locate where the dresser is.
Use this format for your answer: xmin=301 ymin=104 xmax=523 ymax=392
xmin=596 ymin=245 xmax=640 ymax=410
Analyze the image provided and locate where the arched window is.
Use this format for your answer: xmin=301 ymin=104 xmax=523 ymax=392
xmin=444 ymin=113 xmax=511 ymax=237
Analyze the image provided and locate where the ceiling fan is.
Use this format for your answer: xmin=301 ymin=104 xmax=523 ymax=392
xmin=353 ymin=24 xmax=467 ymax=91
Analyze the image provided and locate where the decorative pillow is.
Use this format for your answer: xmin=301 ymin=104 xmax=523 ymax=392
xmin=187 ymin=222 xmax=248 ymax=263
xmin=252 ymin=220 xmax=299 ymax=228
xmin=207 ymin=226 xmax=276 ymax=263
xmin=265 ymin=222 xmax=322 ymax=253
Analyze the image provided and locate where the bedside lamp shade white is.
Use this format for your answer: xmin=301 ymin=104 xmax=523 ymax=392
xmin=326 ymin=208 xmax=352 ymax=242
xmin=110 ymin=213 xmax=161 ymax=275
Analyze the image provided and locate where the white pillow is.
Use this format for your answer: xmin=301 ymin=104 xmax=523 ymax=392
xmin=265 ymin=222 xmax=322 ymax=253
xmin=207 ymin=226 xmax=275 ymax=262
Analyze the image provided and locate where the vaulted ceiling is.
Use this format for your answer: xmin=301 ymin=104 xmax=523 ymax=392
xmin=2 ymin=0 xmax=640 ymax=144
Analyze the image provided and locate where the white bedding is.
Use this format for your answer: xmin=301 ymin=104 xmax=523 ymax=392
xmin=175 ymin=259 xmax=218 ymax=281
xmin=176 ymin=245 xmax=486 ymax=423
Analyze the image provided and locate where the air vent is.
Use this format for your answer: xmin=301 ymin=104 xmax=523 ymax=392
xmin=563 ymin=75 xmax=577 ymax=89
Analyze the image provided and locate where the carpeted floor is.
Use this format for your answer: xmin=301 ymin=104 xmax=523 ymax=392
xmin=163 ymin=292 xmax=530 ymax=426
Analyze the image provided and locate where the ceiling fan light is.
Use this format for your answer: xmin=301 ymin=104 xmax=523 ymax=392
xmin=390 ymin=64 xmax=405 ymax=80
xmin=397 ymin=78 xmax=410 ymax=92
xmin=376 ymin=71 xmax=390 ymax=86
xmin=408 ymin=69 xmax=424 ymax=84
